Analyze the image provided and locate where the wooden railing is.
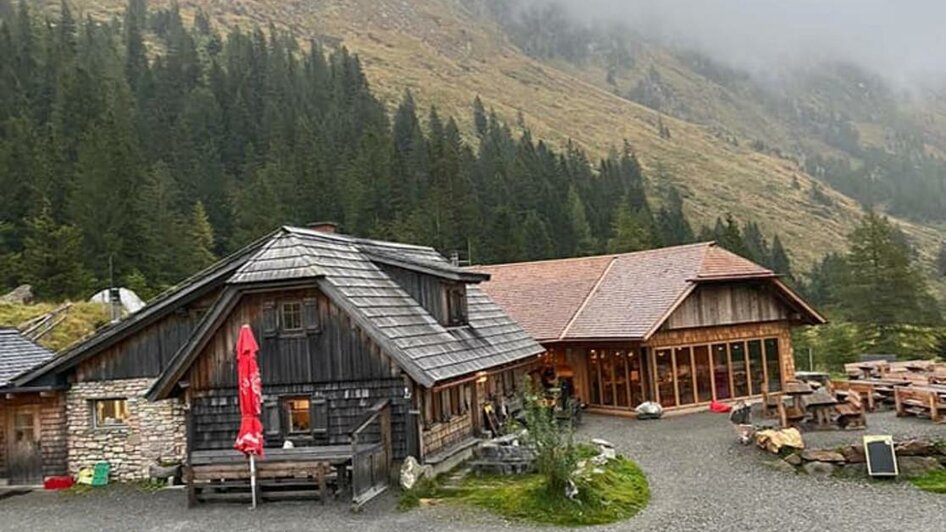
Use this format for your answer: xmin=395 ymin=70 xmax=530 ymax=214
xmin=349 ymin=398 xmax=392 ymax=510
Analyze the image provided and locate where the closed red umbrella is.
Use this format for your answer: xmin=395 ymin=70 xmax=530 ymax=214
xmin=233 ymin=324 xmax=263 ymax=507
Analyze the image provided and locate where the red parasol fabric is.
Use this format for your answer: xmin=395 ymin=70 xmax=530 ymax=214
xmin=233 ymin=324 xmax=264 ymax=459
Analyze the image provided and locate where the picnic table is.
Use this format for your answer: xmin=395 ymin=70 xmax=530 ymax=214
xmin=804 ymin=388 xmax=839 ymax=429
xmin=782 ymin=380 xmax=814 ymax=426
xmin=860 ymin=378 xmax=911 ymax=404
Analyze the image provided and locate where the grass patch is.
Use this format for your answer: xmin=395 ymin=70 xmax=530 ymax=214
xmin=400 ymin=447 xmax=649 ymax=526
xmin=0 ymin=301 xmax=108 ymax=352
xmin=911 ymin=470 xmax=946 ymax=494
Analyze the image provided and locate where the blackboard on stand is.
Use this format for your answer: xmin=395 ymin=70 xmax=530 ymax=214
xmin=864 ymin=435 xmax=898 ymax=477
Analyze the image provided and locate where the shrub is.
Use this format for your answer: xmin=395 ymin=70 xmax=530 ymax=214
xmin=520 ymin=380 xmax=578 ymax=497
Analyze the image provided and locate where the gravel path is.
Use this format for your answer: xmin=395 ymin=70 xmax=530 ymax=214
xmin=1 ymin=410 xmax=943 ymax=531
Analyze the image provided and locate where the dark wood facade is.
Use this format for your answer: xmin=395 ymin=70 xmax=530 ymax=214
xmin=75 ymin=292 xmax=219 ymax=382
xmin=184 ymin=287 xmax=414 ymax=459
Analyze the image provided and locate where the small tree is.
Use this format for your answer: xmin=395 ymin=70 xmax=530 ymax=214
xmin=521 ymin=379 xmax=577 ymax=497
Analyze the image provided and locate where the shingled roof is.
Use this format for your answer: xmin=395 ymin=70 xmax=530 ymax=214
xmin=0 ymin=329 xmax=56 ymax=388
xmin=475 ymin=242 xmax=824 ymax=342
xmin=148 ymin=227 xmax=543 ymax=398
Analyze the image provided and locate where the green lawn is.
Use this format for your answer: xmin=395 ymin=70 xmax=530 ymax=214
xmin=911 ymin=470 xmax=946 ymax=494
xmin=401 ymin=448 xmax=650 ymax=527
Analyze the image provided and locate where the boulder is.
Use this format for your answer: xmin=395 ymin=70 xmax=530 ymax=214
xmin=802 ymin=461 xmax=837 ymax=477
xmin=897 ymin=456 xmax=944 ymax=478
xmin=801 ymin=449 xmax=846 ymax=463
xmin=895 ymin=439 xmax=933 ymax=456
xmin=784 ymin=453 xmax=803 ymax=466
xmin=842 ymin=444 xmax=866 ymax=464
xmin=399 ymin=456 xmax=433 ymax=490
xmin=765 ymin=459 xmax=797 ymax=474
xmin=0 ymin=284 xmax=32 ymax=304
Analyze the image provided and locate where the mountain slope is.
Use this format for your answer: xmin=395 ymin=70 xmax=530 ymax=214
xmin=63 ymin=0 xmax=944 ymax=281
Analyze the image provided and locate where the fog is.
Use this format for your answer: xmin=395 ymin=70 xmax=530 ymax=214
xmin=557 ymin=0 xmax=946 ymax=89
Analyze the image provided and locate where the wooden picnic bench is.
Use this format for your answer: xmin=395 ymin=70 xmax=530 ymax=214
xmin=894 ymin=386 xmax=946 ymax=423
xmin=831 ymin=380 xmax=881 ymax=412
xmin=186 ymin=445 xmax=365 ymax=507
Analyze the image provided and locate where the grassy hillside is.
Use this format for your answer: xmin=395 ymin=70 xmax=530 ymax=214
xmin=0 ymin=302 xmax=109 ymax=352
xmin=56 ymin=0 xmax=946 ymax=284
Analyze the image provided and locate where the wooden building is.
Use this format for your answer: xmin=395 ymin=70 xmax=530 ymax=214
xmin=476 ymin=242 xmax=825 ymax=414
xmin=0 ymin=329 xmax=67 ymax=485
xmin=12 ymin=225 xmax=541 ymax=488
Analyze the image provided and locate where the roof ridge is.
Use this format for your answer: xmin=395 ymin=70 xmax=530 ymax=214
xmin=475 ymin=241 xmax=715 ymax=270
xmin=558 ymin=256 xmax=618 ymax=340
xmin=285 ymin=225 xmax=437 ymax=253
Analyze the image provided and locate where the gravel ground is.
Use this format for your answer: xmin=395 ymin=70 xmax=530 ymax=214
xmin=1 ymin=410 xmax=943 ymax=531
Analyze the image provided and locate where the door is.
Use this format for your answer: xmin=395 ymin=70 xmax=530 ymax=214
xmin=6 ymin=406 xmax=43 ymax=485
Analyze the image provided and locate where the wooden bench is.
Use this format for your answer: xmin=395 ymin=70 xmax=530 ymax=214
xmin=835 ymin=390 xmax=866 ymax=429
xmin=186 ymin=446 xmax=358 ymax=507
xmin=831 ymin=380 xmax=880 ymax=412
xmin=894 ymin=386 xmax=946 ymax=423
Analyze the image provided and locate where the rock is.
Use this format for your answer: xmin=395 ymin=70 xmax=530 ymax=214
xmin=895 ymin=439 xmax=933 ymax=456
xmin=897 ymin=456 xmax=944 ymax=478
xmin=842 ymin=444 xmax=866 ymax=464
xmin=802 ymin=461 xmax=837 ymax=477
xmin=766 ymin=459 xmax=797 ymax=474
xmin=801 ymin=450 xmax=846 ymax=463
xmin=591 ymin=438 xmax=614 ymax=448
xmin=835 ymin=463 xmax=868 ymax=479
xmin=0 ymin=284 xmax=32 ymax=304
xmin=784 ymin=453 xmax=802 ymax=466
xmin=399 ymin=456 xmax=432 ymax=490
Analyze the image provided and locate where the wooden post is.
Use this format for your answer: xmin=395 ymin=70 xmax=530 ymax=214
xmin=894 ymin=387 xmax=904 ymax=417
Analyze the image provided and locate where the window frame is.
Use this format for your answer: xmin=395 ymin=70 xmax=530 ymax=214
xmin=283 ymin=396 xmax=312 ymax=435
xmin=91 ymin=398 xmax=130 ymax=430
xmin=445 ymin=284 xmax=468 ymax=327
xmin=279 ymin=300 xmax=304 ymax=333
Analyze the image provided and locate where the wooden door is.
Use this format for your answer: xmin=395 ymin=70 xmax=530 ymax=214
xmin=6 ymin=406 xmax=43 ymax=485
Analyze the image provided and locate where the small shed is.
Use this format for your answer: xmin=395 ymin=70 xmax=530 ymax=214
xmin=0 ymin=329 xmax=67 ymax=485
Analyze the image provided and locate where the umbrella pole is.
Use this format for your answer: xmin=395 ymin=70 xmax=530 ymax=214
xmin=250 ymin=454 xmax=257 ymax=509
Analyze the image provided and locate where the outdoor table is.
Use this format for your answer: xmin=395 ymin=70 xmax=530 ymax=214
xmin=782 ymin=380 xmax=813 ymax=426
xmin=804 ymin=389 xmax=838 ymax=428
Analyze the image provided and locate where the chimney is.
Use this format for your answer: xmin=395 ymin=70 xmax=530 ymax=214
xmin=307 ymin=221 xmax=338 ymax=234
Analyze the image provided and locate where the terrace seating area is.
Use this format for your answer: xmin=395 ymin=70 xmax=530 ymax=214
xmin=841 ymin=359 xmax=946 ymax=424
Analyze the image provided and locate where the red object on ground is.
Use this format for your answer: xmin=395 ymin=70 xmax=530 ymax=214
xmin=233 ymin=325 xmax=264 ymax=459
xmin=709 ymin=400 xmax=732 ymax=413
xmin=43 ymin=476 xmax=74 ymax=490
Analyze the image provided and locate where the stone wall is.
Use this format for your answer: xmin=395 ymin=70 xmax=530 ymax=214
xmin=66 ymin=378 xmax=186 ymax=481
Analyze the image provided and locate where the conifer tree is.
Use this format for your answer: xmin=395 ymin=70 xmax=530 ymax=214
xmin=19 ymin=198 xmax=90 ymax=299
xmin=566 ymin=186 xmax=597 ymax=256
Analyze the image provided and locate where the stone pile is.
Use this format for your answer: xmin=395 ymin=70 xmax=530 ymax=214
xmin=765 ymin=438 xmax=946 ymax=479
xmin=470 ymin=432 xmax=536 ymax=475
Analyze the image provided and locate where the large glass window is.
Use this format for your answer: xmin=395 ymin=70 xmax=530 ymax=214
xmin=765 ymin=338 xmax=782 ymax=392
xmin=712 ymin=344 xmax=731 ymax=400
xmin=674 ymin=347 xmax=695 ymax=405
xmin=613 ymin=350 xmax=629 ymax=407
xmin=655 ymin=349 xmax=675 ymax=407
xmin=589 ymin=350 xmax=601 ymax=404
xmin=693 ymin=345 xmax=713 ymax=403
xmin=747 ymin=340 xmax=765 ymax=395
xmin=628 ymin=349 xmax=644 ymax=407
xmin=600 ymin=351 xmax=614 ymax=405
xmin=730 ymin=342 xmax=749 ymax=397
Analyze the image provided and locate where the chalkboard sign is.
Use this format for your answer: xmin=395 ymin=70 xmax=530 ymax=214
xmin=864 ymin=435 xmax=898 ymax=477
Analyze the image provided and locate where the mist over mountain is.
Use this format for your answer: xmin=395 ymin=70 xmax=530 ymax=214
xmin=550 ymin=0 xmax=946 ymax=91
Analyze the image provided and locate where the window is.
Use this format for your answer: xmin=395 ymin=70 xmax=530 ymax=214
xmin=280 ymin=301 xmax=303 ymax=332
xmin=284 ymin=397 xmax=311 ymax=433
xmin=446 ymin=284 xmax=467 ymax=326
xmin=92 ymin=399 xmax=129 ymax=428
